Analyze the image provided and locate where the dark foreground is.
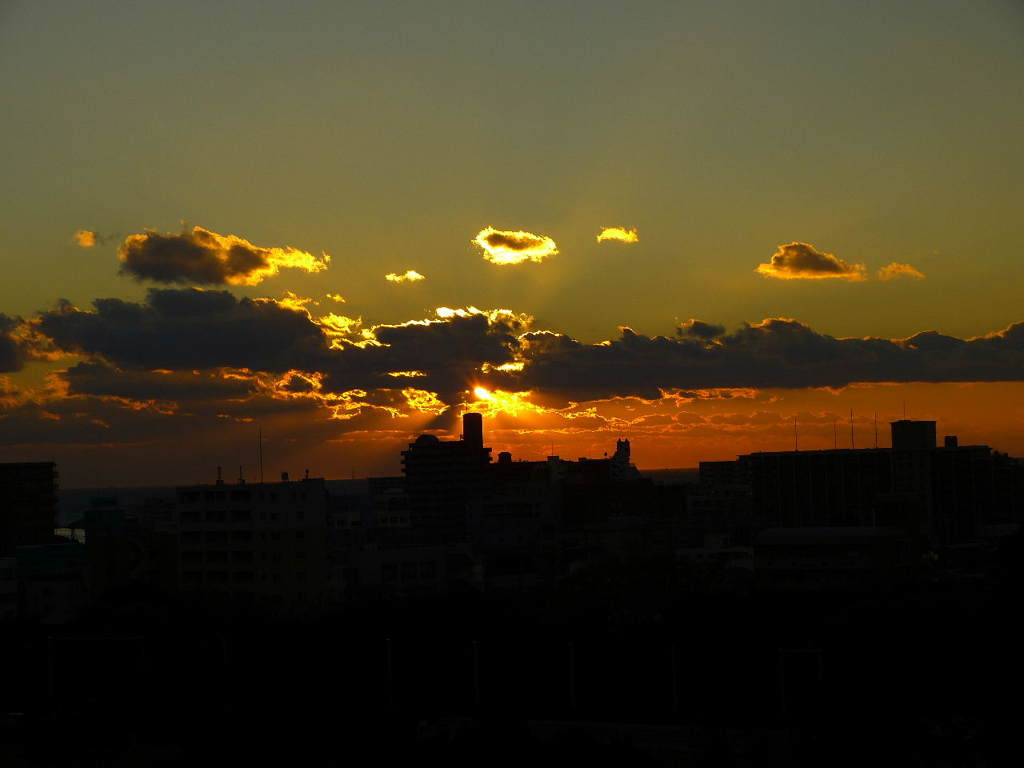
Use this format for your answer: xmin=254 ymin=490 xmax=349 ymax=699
xmin=2 ymin=552 xmax=1022 ymax=767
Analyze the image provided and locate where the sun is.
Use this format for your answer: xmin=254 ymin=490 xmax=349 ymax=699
xmin=473 ymin=386 xmax=493 ymax=400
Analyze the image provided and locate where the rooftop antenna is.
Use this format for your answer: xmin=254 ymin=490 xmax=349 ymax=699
xmin=849 ymin=409 xmax=855 ymax=450
xmin=258 ymin=425 xmax=264 ymax=484
xmin=238 ymin=464 xmax=245 ymax=484
xmin=793 ymin=415 xmax=799 ymax=451
xmin=874 ymin=412 xmax=878 ymax=449
xmin=833 ymin=419 xmax=838 ymax=450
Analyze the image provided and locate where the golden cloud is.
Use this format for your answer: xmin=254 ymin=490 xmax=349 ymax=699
xmin=596 ymin=226 xmax=639 ymax=244
xmin=877 ymin=262 xmax=926 ymax=281
xmin=118 ymin=225 xmax=330 ymax=285
xmin=74 ymin=229 xmax=97 ymax=248
xmin=472 ymin=226 xmax=558 ymax=265
xmin=385 ymin=270 xmax=426 ymax=283
xmin=756 ymin=242 xmax=866 ymax=281
xmin=403 ymin=387 xmax=449 ymax=415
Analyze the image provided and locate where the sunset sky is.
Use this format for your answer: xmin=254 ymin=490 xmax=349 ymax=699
xmin=2 ymin=0 xmax=1023 ymax=487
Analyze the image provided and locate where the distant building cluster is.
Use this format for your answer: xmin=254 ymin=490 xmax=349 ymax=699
xmin=1 ymin=415 xmax=1023 ymax=622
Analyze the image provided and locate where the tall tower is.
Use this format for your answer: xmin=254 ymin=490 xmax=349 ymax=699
xmin=462 ymin=412 xmax=484 ymax=449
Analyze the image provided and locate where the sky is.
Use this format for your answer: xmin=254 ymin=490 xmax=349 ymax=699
xmin=2 ymin=0 xmax=1023 ymax=487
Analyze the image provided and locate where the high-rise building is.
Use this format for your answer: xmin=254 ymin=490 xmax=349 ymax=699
xmin=401 ymin=413 xmax=492 ymax=538
xmin=174 ymin=473 xmax=329 ymax=615
xmin=0 ymin=462 xmax=58 ymax=556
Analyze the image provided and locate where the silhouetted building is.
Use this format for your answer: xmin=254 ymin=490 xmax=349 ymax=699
xmin=401 ymin=413 xmax=493 ymax=539
xmin=65 ymin=498 xmax=178 ymax=605
xmin=0 ymin=462 xmax=58 ymax=556
xmin=706 ymin=420 xmax=1020 ymax=551
xmin=0 ymin=556 xmax=16 ymax=622
xmin=175 ymin=473 xmax=329 ymax=616
xmin=891 ymin=419 xmax=937 ymax=451
xmin=16 ymin=542 xmax=87 ymax=623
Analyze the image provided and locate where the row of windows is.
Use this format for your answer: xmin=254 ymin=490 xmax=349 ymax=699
xmin=182 ymin=550 xmax=307 ymax=564
xmin=182 ymin=530 xmax=307 ymax=546
xmin=180 ymin=509 xmax=309 ymax=524
xmin=182 ymin=570 xmax=308 ymax=584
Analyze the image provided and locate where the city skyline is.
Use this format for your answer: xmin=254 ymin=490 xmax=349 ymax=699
xmin=3 ymin=1 xmax=1024 ymax=487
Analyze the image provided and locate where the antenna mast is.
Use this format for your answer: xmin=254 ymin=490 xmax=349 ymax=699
xmin=873 ymin=412 xmax=878 ymax=449
xmin=793 ymin=415 xmax=798 ymax=451
xmin=849 ymin=409 xmax=855 ymax=450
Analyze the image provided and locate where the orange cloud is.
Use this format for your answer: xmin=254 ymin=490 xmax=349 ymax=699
xmin=118 ymin=225 xmax=330 ymax=285
xmin=877 ymin=262 xmax=926 ymax=281
xmin=596 ymin=226 xmax=639 ymax=244
xmin=472 ymin=226 xmax=558 ymax=265
xmin=385 ymin=270 xmax=426 ymax=283
xmin=74 ymin=229 xmax=97 ymax=248
xmin=403 ymin=387 xmax=448 ymax=415
xmin=756 ymin=242 xmax=866 ymax=281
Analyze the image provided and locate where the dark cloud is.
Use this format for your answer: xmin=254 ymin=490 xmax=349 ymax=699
xmin=34 ymin=292 xmax=525 ymax=401
xmin=61 ymin=360 xmax=258 ymax=402
xmin=678 ymin=319 xmax=725 ymax=340
xmin=38 ymin=289 xmax=330 ymax=372
xmin=319 ymin=309 xmax=528 ymax=397
xmin=500 ymin=318 xmax=1024 ymax=402
xmin=0 ymin=314 xmax=26 ymax=373
xmin=756 ymin=242 xmax=866 ymax=281
xmin=20 ymin=285 xmax=1024 ymax=418
xmin=118 ymin=226 xmax=329 ymax=285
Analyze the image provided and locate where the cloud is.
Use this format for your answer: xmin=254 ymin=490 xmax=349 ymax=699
xmin=18 ymin=280 xmax=1024 ymax=428
xmin=678 ymin=319 xmax=725 ymax=340
xmin=472 ymin=226 xmax=558 ymax=265
xmin=385 ymin=270 xmax=426 ymax=283
xmin=31 ymin=290 xmax=528 ymax=403
xmin=756 ymin=242 xmax=866 ymax=281
xmin=497 ymin=317 xmax=1024 ymax=403
xmin=0 ymin=314 xmax=26 ymax=373
xmin=318 ymin=307 xmax=531 ymax=398
xmin=74 ymin=229 xmax=120 ymax=248
xmin=596 ymin=226 xmax=639 ymax=244
xmin=118 ymin=226 xmax=330 ymax=285
xmin=37 ymin=289 xmax=330 ymax=372
xmin=877 ymin=262 xmax=926 ymax=281
xmin=61 ymin=360 xmax=258 ymax=402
